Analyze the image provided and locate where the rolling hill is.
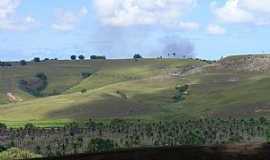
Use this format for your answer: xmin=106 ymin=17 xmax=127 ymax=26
xmin=1 ymin=55 xmax=270 ymax=127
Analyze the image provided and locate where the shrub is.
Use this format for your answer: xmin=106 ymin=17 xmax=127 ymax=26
xmin=81 ymin=89 xmax=87 ymax=94
xmin=87 ymin=138 xmax=116 ymax=152
xmin=18 ymin=73 xmax=48 ymax=97
xmin=0 ymin=62 xmax=12 ymax=67
xmin=0 ymin=123 xmax=7 ymax=129
xmin=24 ymin=123 xmax=36 ymax=129
xmin=19 ymin=60 xmax=27 ymax=66
xmin=133 ymin=54 xmax=143 ymax=59
xmin=43 ymin=58 xmax=50 ymax=61
xmin=35 ymin=72 xmax=48 ymax=81
xmin=174 ymin=84 xmax=189 ymax=102
xmin=90 ymin=55 xmax=106 ymax=60
xmin=0 ymin=148 xmax=42 ymax=160
xmin=81 ymin=72 xmax=93 ymax=79
xmin=71 ymin=55 xmax=77 ymax=60
xmin=116 ymin=90 xmax=128 ymax=99
xmin=78 ymin=55 xmax=85 ymax=60
xmin=33 ymin=57 xmax=40 ymax=63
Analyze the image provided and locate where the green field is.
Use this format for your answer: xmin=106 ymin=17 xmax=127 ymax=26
xmin=1 ymin=56 xmax=270 ymax=127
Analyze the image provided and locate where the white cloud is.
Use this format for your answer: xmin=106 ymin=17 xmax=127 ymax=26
xmin=52 ymin=7 xmax=88 ymax=32
xmin=0 ymin=0 xmax=20 ymax=19
xmin=94 ymin=0 xmax=199 ymax=31
xmin=0 ymin=0 xmax=37 ymax=31
xmin=178 ymin=21 xmax=200 ymax=31
xmin=207 ymin=24 xmax=225 ymax=35
xmin=212 ymin=0 xmax=270 ymax=25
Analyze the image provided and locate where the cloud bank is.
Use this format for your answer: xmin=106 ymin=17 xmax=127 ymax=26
xmin=94 ymin=0 xmax=199 ymax=31
xmin=212 ymin=0 xmax=270 ymax=26
xmin=52 ymin=7 xmax=88 ymax=32
xmin=0 ymin=0 xmax=37 ymax=31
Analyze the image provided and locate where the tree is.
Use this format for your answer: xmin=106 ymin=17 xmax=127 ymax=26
xmin=0 ymin=62 xmax=12 ymax=67
xmin=0 ymin=123 xmax=7 ymax=129
xmin=81 ymin=89 xmax=87 ymax=94
xmin=81 ymin=72 xmax=93 ymax=79
xmin=133 ymin=54 xmax=142 ymax=59
xmin=19 ymin=60 xmax=27 ymax=66
xmin=90 ymin=55 xmax=106 ymax=60
xmin=87 ymin=138 xmax=116 ymax=152
xmin=33 ymin=57 xmax=40 ymax=63
xmin=24 ymin=123 xmax=36 ymax=129
xmin=35 ymin=73 xmax=47 ymax=81
xmin=70 ymin=55 xmax=77 ymax=60
xmin=78 ymin=55 xmax=85 ymax=60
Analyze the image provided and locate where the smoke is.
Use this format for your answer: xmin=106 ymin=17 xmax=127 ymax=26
xmin=86 ymin=25 xmax=196 ymax=59
xmin=90 ymin=0 xmax=197 ymax=59
xmin=160 ymin=37 xmax=195 ymax=58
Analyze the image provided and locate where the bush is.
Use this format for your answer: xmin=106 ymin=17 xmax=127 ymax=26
xmin=87 ymin=138 xmax=116 ymax=152
xmin=0 ymin=148 xmax=41 ymax=160
xmin=133 ymin=54 xmax=143 ymax=59
xmin=78 ymin=55 xmax=85 ymax=60
xmin=0 ymin=123 xmax=7 ymax=129
xmin=81 ymin=89 xmax=87 ymax=94
xmin=90 ymin=55 xmax=106 ymax=60
xmin=19 ymin=60 xmax=27 ymax=66
xmin=71 ymin=55 xmax=77 ymax=60
xmin=33 ymin=57 xmax=40 ymax=63
xmin=35 ymin=72 xmax=47 ymax=81
xmin=0 ymin=62 xmax=12 ymax=67
xmin=116 ymin=90 xmax=128 ymax=99
xmin=24 ymin=123 xmax=36 ymax=129
xmin=18 ymin=73 xmax=48 ymax=97
xmin=81 ymin=72 xmax=93 ymax=79
xmin=43 ymin=58 xmax=50 ymax=61
xmin=174 ymin=84 xmax=189 ymax=102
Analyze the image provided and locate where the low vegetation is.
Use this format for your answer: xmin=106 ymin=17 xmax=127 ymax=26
xmin=0 ymin=148 xmax=41 ymax=160
xmin=18 ymin=72 xmax=48 ymax=97
xmin=0 ymin=118 xmax=269 ymax=157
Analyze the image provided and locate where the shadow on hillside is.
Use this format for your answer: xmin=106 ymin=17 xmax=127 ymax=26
xmin=30 ymin=143 xmax=270 ymax=160
xmin=47 ymin=89 xmax=173 ymax=120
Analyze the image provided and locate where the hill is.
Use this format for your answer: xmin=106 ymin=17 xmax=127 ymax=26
xmin=1 ymin=55 xmax=270 ymax=127
xmin=0 ymin=58 xmax=206 ymax=127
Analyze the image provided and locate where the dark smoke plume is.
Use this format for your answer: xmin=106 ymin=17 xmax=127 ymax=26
xmin=161 ymin=37 xmax=195 ymax=58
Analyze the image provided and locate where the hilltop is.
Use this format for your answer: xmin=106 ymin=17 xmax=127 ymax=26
xmin=1 ymin=55 xmax=270 ymax=127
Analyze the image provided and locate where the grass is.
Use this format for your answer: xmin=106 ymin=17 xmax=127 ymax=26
xmin=0 ymin=59 xmax=205 ymax=127
xmin=2 ymin=56 xmax=270 ymax=127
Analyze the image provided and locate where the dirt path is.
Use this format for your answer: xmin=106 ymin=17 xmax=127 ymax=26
xmin=6 ymin=92 xmax=22 ymax=103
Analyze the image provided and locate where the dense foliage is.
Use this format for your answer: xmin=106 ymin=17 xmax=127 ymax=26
xmin=0 ymin=148 xmax=41 ymax=160
xmin=18 ymin=72 xmax=48 ymax=96
xmin=80 ymin=72 xmax=93 ymax=79
xmin=0 ymin=61 xmax=12 ymax=67
xmin=0 ymin=118 xmax=269 ymax=157
xmin=90 ymin=55 xmax=106 ymax=60
xmin=174 ymin=84 xmax=189 ymax=102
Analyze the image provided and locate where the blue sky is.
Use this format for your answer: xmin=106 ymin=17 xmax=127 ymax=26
xmin=0 ymin=0 xmax=270 ymax=60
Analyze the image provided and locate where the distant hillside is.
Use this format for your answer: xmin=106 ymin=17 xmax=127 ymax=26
xmin=1 ymin=55 xmax=270 ymax=127
xmin=218 ymin=54 xmax=270 ymax=72
xmin=0 ymin=59 xmax=207 ymax=126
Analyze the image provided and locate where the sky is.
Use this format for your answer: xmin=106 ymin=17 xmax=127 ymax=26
xmin=0 ymin=0 xmax=270 ymax=61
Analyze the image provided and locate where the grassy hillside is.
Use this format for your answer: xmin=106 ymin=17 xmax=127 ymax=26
xmin=0 ymin=59 xmax=206 ymax=127
xmin=0 ymin=60 xmax=96 ymax=104
xmin=2 ymin=55 xmax=270 ymax=127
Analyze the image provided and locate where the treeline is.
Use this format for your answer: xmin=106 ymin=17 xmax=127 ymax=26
xmin=0 ymin=117 xmax=269 ymax=157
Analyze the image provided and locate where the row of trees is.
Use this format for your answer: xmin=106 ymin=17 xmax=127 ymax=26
xmin=70 ymin=55 xmax=106 ymax=60
xmin=0 ymin=117 xmax=269 ymax=157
